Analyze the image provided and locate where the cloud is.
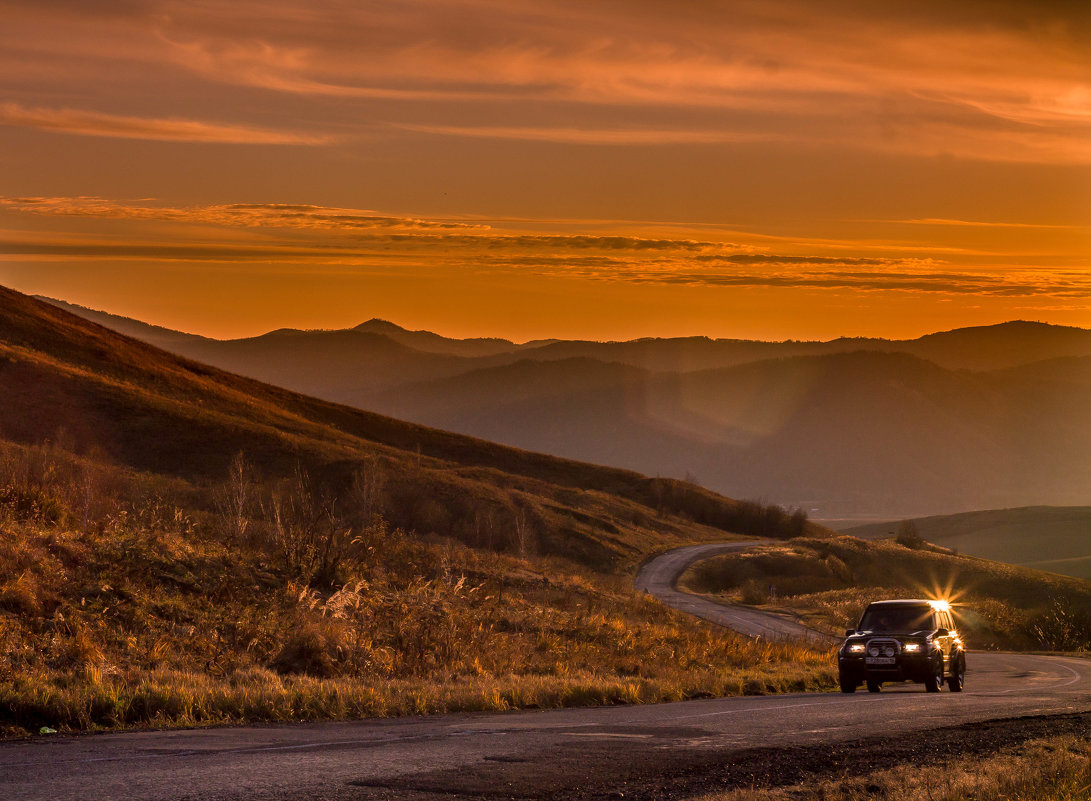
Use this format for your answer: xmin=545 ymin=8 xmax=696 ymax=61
xmin=0 ymin=197 xmax=717 ymax=250
xmin=0 ymin=103 xmax=334 ymax=145
xmin=3 ymin=194 xmax=1086 ymax=302
xmin=3 ymin=1 xmax=1089 ymax=162
xmin=618 ymin=270 xmax=1091 ymax=298
xmin=0 ymin=197 xmax=485 ymax=231
xmin=393 ymin=124 xmax=780 ymax=146
xmin=884 ymin=218 xmax=1086 ymax=230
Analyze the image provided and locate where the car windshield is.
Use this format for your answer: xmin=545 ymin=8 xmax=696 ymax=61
xmin=858 ymin=605 xmax=933 ymax=633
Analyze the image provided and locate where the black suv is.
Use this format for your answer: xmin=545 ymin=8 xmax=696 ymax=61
xmin=838 ymin=599 xmax=965 ymax=693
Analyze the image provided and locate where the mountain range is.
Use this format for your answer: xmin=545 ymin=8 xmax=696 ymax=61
xmin=4 ymin=287 xmax=821 ymax=572
xmin=43 ymin=297 xmax=1091 ymax=517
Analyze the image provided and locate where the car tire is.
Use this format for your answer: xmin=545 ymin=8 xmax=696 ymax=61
xmin=947 ymin=656 xmax=965 ymax=692
xmin=839 ymin=671 xmax=857 ymax=693
xmin=866 ymin=679 xmax=881 ymax=693
xmin=925 ymin=659 xmax=944 ymax=692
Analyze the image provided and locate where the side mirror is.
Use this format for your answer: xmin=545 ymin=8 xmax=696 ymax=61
xmin=935 ymin=628 xmax=949 ymax=637
xmin=845 ymin=629 xmax=856 ymax=637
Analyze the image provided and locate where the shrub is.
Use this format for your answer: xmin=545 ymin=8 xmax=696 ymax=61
xmin=895 ymin=520 xmax=926 ymax=549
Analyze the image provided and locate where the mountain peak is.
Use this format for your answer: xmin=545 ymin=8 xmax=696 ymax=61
xmin=354 ymin=318 xmax=409 ymax=333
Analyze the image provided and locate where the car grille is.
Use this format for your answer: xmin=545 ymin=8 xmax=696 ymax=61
xmin=866 ymin=638 xmax=900 ymax=658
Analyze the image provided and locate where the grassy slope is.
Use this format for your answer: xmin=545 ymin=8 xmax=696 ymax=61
xmin=844 ymin=507 xmax=1091 ymax=580
xmin=681 ymin=536 xmax=1091 ymax=651
xmin=3 ymin=285 xmax=827 ymax=570
xmin=0 ymin=285 xmax=836 ymax=736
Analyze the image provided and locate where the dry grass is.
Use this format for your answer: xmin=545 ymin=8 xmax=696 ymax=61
xmin=0 ymin=445 xmax=834 ymax=738
xmin=0 ymin=287 xmax=843 ymax=738
xmin=681 ymin=537 xmax=1091 ymax=651
xmin=687 ymin=733 xmax=1091 ymax=801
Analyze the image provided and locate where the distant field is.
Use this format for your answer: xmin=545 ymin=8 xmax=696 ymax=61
xmin=843 ymin=507 xmax=1091 ymax=580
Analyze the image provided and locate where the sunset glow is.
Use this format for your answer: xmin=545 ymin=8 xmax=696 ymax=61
xmin=1 ymin=0 xmax=1087 ymax=339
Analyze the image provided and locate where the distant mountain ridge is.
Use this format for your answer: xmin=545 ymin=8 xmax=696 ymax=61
xmin=42 ymin=297 xmax=1091 ymax=373
xmin=6 ymin=286 xmax=794 ymax=570
xmin=39 ymin=297 xmax=1091 ymax=516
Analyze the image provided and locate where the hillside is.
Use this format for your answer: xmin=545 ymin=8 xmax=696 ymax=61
xmin=845 ymin=507 xmax=1091 ymax=580
xmin=37 ymin=299 xmax=1091 ymax=516
xmin=0 ymin=284 xmax=836 ymax=737
xmin=5 ymin=287 xmax=824 ymax=568
xmin=373 ymin=350 xmax=1091 ymax=517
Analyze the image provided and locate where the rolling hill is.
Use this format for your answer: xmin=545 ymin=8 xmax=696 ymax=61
xmin=368 ymin=350 xmax=1091 ymax=517
xmin=844 ymin=506 xmax=1091 ymax=580
xmin=0 ymin=284 xmax=842 ymax=736
xmin=40 ymin=298 xmax=1091 ymax=517
xmin=3 ymin=285 xmax=823 ymax=569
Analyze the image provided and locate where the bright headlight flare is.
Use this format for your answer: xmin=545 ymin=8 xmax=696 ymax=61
xmin=848 ymin=643 xmax=866 ymax=653
xmin=928 ymin=599 xmax=952 ymax=612
xmin=902 ymin=643 xmax=921 ymax=653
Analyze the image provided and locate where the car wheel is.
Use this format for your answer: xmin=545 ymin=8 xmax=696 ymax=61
xmin=925 ymin=659 xmax=944 ymax=692
xmin=839 ymin=672 xmax=857 ymax=693
xmin=866 ymin=679 xmax=881 ymax=693
xmin=947 ymin=656 xmax=965 ymax=692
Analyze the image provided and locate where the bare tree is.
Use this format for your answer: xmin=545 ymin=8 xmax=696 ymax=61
xmin=214 ymin=452 xmax=258 ymax=543
xmin=347 ymin=460 xmax=386 ymax=525
xmin=513 ymin=507 xmax=534 ymax=557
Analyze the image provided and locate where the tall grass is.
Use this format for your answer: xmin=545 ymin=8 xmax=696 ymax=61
xmin=0 ymin=444 xmax=834 ymax=737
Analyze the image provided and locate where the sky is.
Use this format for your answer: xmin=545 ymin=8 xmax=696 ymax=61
xmin=0 ymin=0 xmax=1088 ymax=341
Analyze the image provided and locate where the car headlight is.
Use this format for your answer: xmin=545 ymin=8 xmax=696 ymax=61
xmin=902 ymin=643 xmax=921 ymax=653
xmin=848 ymin=643 xmax=866 ymax=653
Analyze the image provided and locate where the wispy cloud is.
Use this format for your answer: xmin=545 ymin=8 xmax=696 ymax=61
xmin=0 ymin=103 xmax=334 ymax=145
xmin=3 ymin=1 xmax=1088 ymax=162
xmin=394 ymin=124 xmax=782 ymax=146
xmin=885 ymin=218 xmax=1086 ymax=230
xmin=3 ymin=195 xmax=1087 ymax=303
xmin=0 ymin=197 xmax=716 ymax=250
xmin=0 ymin=197 xmax=483 ymax=231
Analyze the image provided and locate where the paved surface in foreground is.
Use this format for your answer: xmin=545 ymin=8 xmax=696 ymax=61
xmin=3 ymin=544 xmax=1090 ymax=800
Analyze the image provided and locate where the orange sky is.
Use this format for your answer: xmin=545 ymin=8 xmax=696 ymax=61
xmin=0 ymin=0 xmax=1088 ymax=341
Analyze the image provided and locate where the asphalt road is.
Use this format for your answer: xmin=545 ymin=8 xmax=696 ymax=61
xmin=3 ymin=545 xmax=1090 ymax=801
xmin=634 ymin=542 xmax=835 ymax=642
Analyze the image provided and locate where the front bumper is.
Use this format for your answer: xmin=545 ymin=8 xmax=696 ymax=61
xmin=838 ymin=652 xmax=936 ymax=683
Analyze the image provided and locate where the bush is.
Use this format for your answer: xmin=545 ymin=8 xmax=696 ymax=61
xmin=739 ymin=579 xmax=770 ymax=605
xmin=895 ymin=520 xmax=926 ymax=550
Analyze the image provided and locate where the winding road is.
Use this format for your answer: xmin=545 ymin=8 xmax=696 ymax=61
xmin=2 ymin=543 xmax=1090 ymax=801
xmin=634 ymin=541 xmax=835 ymax=642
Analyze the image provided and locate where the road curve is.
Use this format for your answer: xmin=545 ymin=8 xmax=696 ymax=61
xmin=635 ymin=541 xmax=836 ymax=642
xmin=2 ymin=544 xmax=1090 ymax=801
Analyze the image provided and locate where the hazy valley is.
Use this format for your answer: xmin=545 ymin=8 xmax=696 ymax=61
xmin=49 ymin=298 xmax=1091 ymax=519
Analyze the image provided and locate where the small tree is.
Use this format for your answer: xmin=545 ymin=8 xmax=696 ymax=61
xmin=789 ymin=507 xmax=808 ymax=538
xmin=895 ymin=520 xmax=926 ymax=549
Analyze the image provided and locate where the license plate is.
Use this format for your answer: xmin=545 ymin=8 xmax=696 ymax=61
xmin=866 ymin=657 xmax=896 ymax=665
